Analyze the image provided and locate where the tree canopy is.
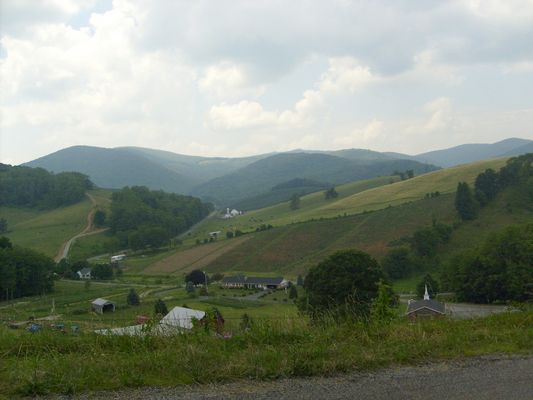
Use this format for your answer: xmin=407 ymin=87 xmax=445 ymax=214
xmin=185 ymin=269 xmax=207 ymax=285
xmin=455 ymin=182 xmax=478 ymax=221
xmin=0 ymin=164 xmax=93 ymax=209
xmin=109 ymin=186 xmax=211 ymax=249
xmin=442 ymin=223 xmax=533 ymax=303
xmin=298 ymin=249 xmax=385 ymax=318
xmin=0 ymin=237 xmax=55 ymax=300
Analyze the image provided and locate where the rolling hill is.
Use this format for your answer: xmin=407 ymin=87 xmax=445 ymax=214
xmin=186 ymin=158 xmax=507 ymax=240
xmin=191 ymin=153 xmax=437 ymax=206
xmin=411 ymin=138 xmax=532 ymax=167
xmin=134 ymin=156 xmax=533 ymax=277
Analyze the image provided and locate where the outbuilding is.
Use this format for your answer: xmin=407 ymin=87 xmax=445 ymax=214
xmin=91 ymin=298 xmax=115 ymax=314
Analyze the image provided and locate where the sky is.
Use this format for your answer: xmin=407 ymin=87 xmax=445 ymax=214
xmin=1 ymin=0 xmax=533 ymax=165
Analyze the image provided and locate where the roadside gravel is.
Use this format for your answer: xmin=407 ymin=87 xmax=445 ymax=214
xmin=48 ymin=354 xmax=533 ymax=400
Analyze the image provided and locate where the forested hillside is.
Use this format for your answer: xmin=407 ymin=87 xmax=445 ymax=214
xmin=109 ymin=186 xmax=213 ymax=250
xmin=0 ymin=163 xmax=92 ymax=208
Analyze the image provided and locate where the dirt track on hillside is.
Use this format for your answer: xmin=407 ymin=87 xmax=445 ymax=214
xmin=51 ymin=354 xmax=533 ymax=400
xmin=54 ymin=193 xmax=108 ymax=262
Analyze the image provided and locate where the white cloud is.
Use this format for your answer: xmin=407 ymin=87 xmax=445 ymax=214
xmin=334 ymin=119 xmax=385 ymax=147
xmin=1 ymin=0 xmax=533 ymax=163
xmin=198 ymin=62 xmax=265 ymax=100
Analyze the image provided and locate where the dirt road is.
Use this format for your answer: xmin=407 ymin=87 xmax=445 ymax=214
xmin=53 ymin=354 xmax=533 ymax=400
xmin=54 ymin=193 xmax=108 ymax=262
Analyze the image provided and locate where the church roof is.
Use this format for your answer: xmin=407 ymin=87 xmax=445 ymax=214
xmin=406 ymin=299 xmax=446 ymax=315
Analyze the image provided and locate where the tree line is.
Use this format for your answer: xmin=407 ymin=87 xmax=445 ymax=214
xmin=0 ymin=163 xmax=93 ymax=209
xmin=0 ymin=237 xmax=55 ymax=300
xmin=109 ymin=186 xmax=212 ymax=250
xmin=455 ymin=153 xmax=533 ymax=220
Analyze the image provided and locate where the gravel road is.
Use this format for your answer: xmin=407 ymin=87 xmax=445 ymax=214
xmin=51 ymin=354 xmax=533 ymax=400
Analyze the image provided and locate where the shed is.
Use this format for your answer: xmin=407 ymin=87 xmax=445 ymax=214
xmin=91 ymin=298 xmax=115 ymax=314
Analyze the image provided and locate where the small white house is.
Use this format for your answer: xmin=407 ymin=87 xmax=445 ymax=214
xmin=77 ymin=267 xmax=92 ymax=280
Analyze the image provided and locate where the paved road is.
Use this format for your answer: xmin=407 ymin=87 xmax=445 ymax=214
xmin=53 ymin=355 xmax=533 ymax=400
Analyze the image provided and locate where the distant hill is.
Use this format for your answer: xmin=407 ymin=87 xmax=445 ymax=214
xmin=233 ymin=178 xmax=331 ymax=211
xmin=413 ymin=138 xmax=532 ymax=167
xmin=25 ymin=146 xmax=198 ymax=193
xmin=191 ymin=153 xmax=437 ymax=206
xmin=24 ymin=145 xmax=437 ymax=207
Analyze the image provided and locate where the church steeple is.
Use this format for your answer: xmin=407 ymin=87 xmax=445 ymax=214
xmin=424 ymin=284 xmax=430 ymax=300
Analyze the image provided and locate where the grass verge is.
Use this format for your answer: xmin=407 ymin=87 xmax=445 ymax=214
xmin=0 ymin=310 xmax=531 ymax=397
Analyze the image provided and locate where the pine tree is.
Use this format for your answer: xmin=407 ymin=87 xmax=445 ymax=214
xmin=455 ymin=182 xmax=478 ymax=220
xmin=289 ymin=285 xmax=298 ymax=299
xmin=154 ymin=299 xmax=168 ymax=316
xmin=127 ymin=288 xmax=140 ymax=306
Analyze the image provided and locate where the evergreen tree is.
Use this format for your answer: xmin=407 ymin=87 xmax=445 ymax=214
xmin=296 ymin=274 xmax=304 ymax=286
xmin=290 ymin=193 xmax=301 ymax=210
xmin=127 ymin=288 xmax=140 ymax=306
xmin=289 ymin=285 xmax=298 ymax=299
xmin=154 ymin=299 xmax=168 ymax=316
xmin=455 ymin=182 xmax=478 ymax=220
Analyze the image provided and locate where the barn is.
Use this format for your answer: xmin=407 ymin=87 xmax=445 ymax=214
xmin=91 ymin=298 xmax=115 ymax=314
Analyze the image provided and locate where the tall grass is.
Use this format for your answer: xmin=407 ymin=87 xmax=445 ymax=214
xmin=1 ymin=310 xmax=531 ymax=397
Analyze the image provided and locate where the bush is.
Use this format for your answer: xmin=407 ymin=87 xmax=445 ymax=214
xmin=127 ymin=289 xmax=140 ymax=306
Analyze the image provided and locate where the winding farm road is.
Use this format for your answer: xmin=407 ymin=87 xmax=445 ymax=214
xmin=54 ymin=193 xmax=108 ymax=262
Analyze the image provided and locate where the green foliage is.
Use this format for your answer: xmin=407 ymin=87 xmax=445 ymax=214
xmin=0 ymin=164 xmax=92 ymax=208
xmin=381 ymin=247 xmax=416 ymax=279
xmin=93 ymin=210 xmax=106 ymax=227
xmin=370 ymin=280 xmax=397 ymax=321
xmin=416 ymin=274 xmax=439 ymax=299
xmin=110 ymin=186 xmax=211 ymax=249
xmin=442 ymin=223 xmax=533 ymax=303
xmin=324 ymin=187 xmax=339 ymax=200
xmin=185 ymin=270 xmax=207 ymax=285
xmin=455 ymin=182 xmax=479 ymax=220
xmin=0 ymin=238 xmax=55 ymax=300
xmin=154 ymin=299 xmax=168 ymax=316
xmin=289 ymin=193 xmax=301 ymax=210
xmin=411 ymin=227 xmax=441 ymax=257
xmin=299 ymin=249 xmax=385 ymax=318
xmin=474 ymin=168 xmax=499 ymax=206
xmin=226 ymin=231 xmax=234 ymax=239
xmin=0 ymin=217 xmax=7 ymax=233
xmin=296 ymin=275 xmax=304 ymax=286
xmin=289 ymin=285 xmax=298 ymax=299
xmin=127 ymin=288 xmax=140 ymax=306
xmin=185 ymin=281 xmax=195 ymax=294
xmin=91 ymin=263 xmax=113 ymax=280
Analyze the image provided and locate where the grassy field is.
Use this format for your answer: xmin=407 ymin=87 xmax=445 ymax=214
xmin=0 ymin=308 xmax=530 ymax=397
xmin=1 ymin=199 xmax=92 ymax=258
xmin=186 ymin=158 xmax=506 ymax=244
xmin=0 ymin=189 xmax=112 ymax=258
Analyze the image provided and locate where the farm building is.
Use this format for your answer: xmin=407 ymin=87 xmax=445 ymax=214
xmin=94 ymin=306 xmax=206 ymax=336
xmin=91 ymin=298 xmax=115 ymax=314
xmin=221 ymin=276 xmax=289 ymax=290
xmin=77 ymin=267 xmax=91 ymax=280
xmin=160 ymin=306 xmax=206 ymax=330
xmin=406 ymin=286 xmax=445 ymax=319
